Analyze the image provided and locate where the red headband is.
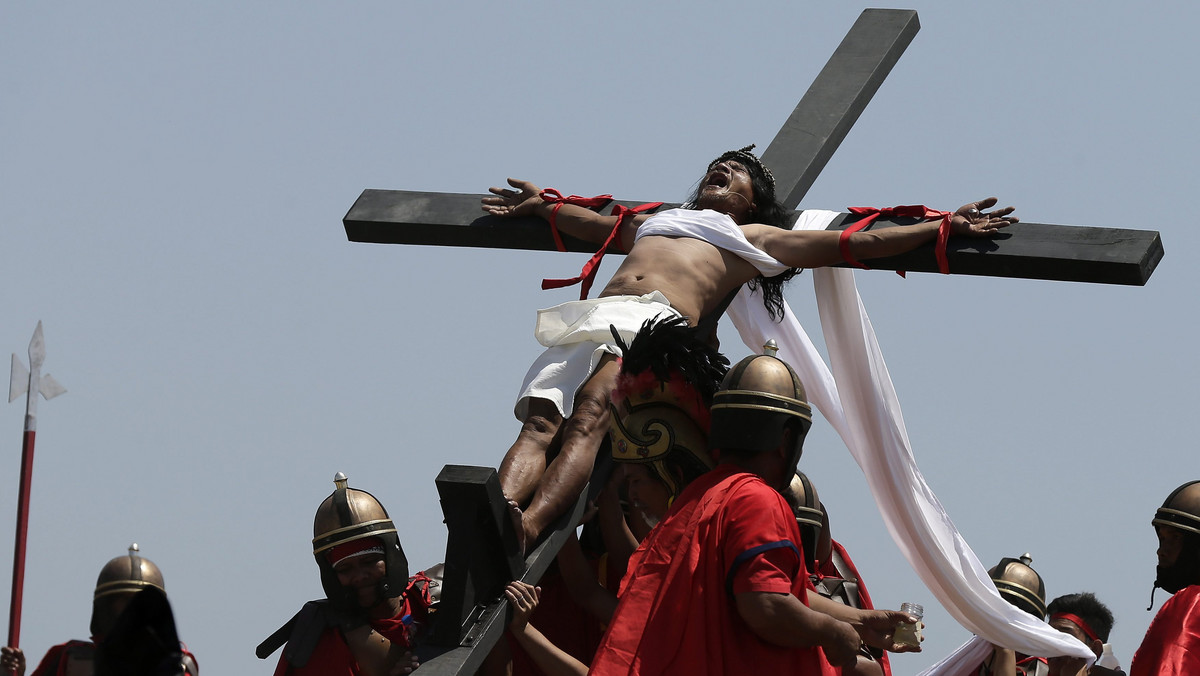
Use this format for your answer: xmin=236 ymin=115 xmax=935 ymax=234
xmin=1050 ymin=612 xmax=1100 ymax=643
xmin=327 ymin=537 xmax=384 ymax=568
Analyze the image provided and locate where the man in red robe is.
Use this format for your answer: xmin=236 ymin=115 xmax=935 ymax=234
xmin=258 ymin=473 xmax=429 ymax=676
xmin=1130 ymin=479 xmax=1200 ymax=675
xmin=589 ymin=347 xmax=915 ymax=676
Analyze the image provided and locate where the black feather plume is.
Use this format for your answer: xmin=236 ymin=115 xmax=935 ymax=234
xmin=610 ymin=315 xmax=730 ymax=402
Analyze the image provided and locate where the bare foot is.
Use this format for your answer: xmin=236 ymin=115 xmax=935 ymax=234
xmin=506 ymin=499 xmax=528 ymax=557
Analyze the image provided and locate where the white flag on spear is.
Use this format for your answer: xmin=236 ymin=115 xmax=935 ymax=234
xmin=6 ymin=321 xmax=66 ymax=649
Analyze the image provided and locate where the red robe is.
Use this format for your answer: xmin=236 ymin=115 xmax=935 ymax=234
xmin=31 ymin=639 xmax=198 ymax=676
xmin=1130 ymin=584 xmax=1200 ymax=676
xmin=590 ymin=464 xmax=827 ymax=676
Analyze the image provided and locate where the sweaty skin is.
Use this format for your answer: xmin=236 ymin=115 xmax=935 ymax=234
xmin=483 ymin=161 xmax=1016 ymax=552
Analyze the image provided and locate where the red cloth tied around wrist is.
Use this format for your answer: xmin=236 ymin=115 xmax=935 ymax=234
xmin=539 ymin=191 xmax=663 ymax=300
xmin=843 ymin=205 xmax=954 ymax=276
xmin=539 ymin=189 xmax=614 ymax=252
xmin=1050 ymin=612 xmax=1101 ymax=643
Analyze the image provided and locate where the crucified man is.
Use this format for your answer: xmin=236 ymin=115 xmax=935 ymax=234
xmin=482 ymin=146 xmax=1016 ymax=554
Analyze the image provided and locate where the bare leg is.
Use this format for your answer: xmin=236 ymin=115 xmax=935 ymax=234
xmin=499 ymin=398 xmax=564 ymax=506
xmin=517 ymin=355 xmax=620 ymax=552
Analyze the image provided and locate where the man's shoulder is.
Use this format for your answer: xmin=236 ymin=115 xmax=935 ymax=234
xmin=31 ymin=641 xmax=94 ymax=676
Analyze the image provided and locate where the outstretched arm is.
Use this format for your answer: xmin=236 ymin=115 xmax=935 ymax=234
xmin=505 ymin=582 xmax=589 ymax=676
xmin=749 ymin=198 xmax=1017 ymax=270
xmin=482 ymin=178 xmax=650 ymax=252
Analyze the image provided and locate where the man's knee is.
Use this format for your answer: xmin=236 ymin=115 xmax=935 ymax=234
xmin=520 ymin=413 xmax=560 ymax=439
xmin=566 ymin=392 xmax=611 ymax=440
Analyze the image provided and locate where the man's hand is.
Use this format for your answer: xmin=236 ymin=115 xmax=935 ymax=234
xmin=1 ymin=646 xmax=25 ymax=676
xmin=950 ymin=197 xmax=1018 ymax=237
xmin=483 ymin=179 xmax=545 ymax=218
xmin=505 ymin=580 xmax=542 ymax=634
xmin=854 ymin=609 xmax=923 ymax=653
xmin=821 ymin=619 xmax=868 ymax=669
xmin=388 ymin=651 xmax=420 ymax=676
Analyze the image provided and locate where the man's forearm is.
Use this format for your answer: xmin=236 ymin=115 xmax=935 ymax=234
xmin=510 ymin=623 xmax=589 ymax=676
xmin=757 ymin=219 xmax=941 ymax=270
xmin=530 ymin=201 xmax=622 ymax=245
xmin=807 ymin=593 xmax=864 ymax=624
xmin=736 ymin=591 xmax=853 ymax=650
xmin=847 ymin=219 xmax=941 ymax=261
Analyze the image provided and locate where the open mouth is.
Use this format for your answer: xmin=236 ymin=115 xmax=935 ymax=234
xmin=703 ymin=172 xmax=729 ymax=189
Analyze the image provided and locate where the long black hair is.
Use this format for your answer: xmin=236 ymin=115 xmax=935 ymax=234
xmin=686 ymin=161 xmax=796 ymax=321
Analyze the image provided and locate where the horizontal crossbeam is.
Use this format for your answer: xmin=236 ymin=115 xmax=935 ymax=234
xmin=344 ymin=189 xmax=1163 ymax=286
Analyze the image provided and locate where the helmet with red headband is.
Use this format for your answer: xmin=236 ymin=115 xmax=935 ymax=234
xmin=311 ymin=472 xmax=409 ymax=610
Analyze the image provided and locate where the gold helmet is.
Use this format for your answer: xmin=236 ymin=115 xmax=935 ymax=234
xmin=988 ymin=553 xmax=1047 ymax=619
xmin=709 ymin=340 xmax=812 ymax=472
xmin=609 ymin=316 xmax=728 ymax=502
xmin=1152 ymin=480 xmax=1200 ymax=536
xmin=312 ymin=472 xmax=409 ymax=609
xmin=1152 ymin=480 xmax=1200 ymax=594
xmin=786 ymin=472 xmax=823 ymax=571
xmin=91 ymin=543 xmax=165 ymax=638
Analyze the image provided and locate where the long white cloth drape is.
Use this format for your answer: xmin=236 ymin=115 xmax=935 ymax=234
xmin=725 ymin=209 xmax=1093 ymax=667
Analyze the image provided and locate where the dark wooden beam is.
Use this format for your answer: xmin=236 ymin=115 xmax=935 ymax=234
xmin=344 ymin=190 xmax=1163 ymax=286
xmin=762 ymin=9 xmax=921 ymax=209
xmin=415 ymin=465 xmax=589 ymax=676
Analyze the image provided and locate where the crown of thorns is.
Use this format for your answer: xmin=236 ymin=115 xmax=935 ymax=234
xmin=707 ymin=145 xmax=775 ymax=193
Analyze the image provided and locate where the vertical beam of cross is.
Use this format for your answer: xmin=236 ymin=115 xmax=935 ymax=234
xmin=761 ymin=9 xmax=919 ymax=209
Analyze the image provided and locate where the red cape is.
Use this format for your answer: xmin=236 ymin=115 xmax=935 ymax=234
xmin=590 ymin=465 xmax=827 ymax=676
xmin=1131 ymin=584 xmax=1200 ymax=676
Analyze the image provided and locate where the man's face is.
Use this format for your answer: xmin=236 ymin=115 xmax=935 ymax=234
xmin=1046 ymin=617 xmax=1100 ymax=674
xmin=1154 ymin=525 xmax=1194 ymax=593
xmin=333 ymin=553 xmax=387 ymax=609
xmin=624 ymin=463 xmax=671 ymax=526
xmin=697 ymin=160 xmax=756 ymax=222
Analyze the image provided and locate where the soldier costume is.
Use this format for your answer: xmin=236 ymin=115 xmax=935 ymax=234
xmin=30 ymin=544 xmax=198 ymax=676
xmin=590 ymin=346 xmax=829 ymax=676
xmin=258 ymin=473 xmax=434 ymax=676
xmin=1130 ymin=480 xmax=1200 ymax=675
xmin=976 ymin=554 xmax=1048 ymax=676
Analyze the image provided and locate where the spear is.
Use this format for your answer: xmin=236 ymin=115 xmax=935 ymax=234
xmin=6 ymin=322 xmax=65 ymax=649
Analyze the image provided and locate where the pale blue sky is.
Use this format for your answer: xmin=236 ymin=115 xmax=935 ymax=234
xmin=2 ymin=3 xmax=1196 ymax=673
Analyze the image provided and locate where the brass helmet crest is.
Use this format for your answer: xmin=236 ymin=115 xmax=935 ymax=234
xmin=312 ymin=473 xmax=409 ymax=609
xmin=988 ymin=553 xmax=1047 ymax=619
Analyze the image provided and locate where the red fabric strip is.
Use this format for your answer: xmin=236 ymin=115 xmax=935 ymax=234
xmin=845 ymin=205 xmax=954 ymax=276
xmin=542 ymin=200 xmax=663 ymax=300
xmin=1050 ymin=612 xmax=1101 ymax=643
xmin=539 ymin=189 xmax=614 ymax=253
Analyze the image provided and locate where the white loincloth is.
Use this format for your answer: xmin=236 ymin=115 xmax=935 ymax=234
xmin=514 ymin=291 xmax=679 ymax=420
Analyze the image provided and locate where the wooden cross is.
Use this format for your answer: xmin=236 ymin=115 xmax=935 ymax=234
xmin=349 ymin=10 xmax=1164 ymax=675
